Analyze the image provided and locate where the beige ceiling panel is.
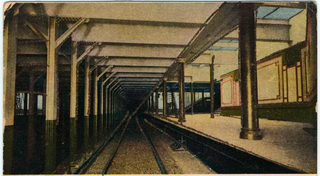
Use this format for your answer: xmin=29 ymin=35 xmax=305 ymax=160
xmin=87 ymin=45 xmax=183 ymax=58
xmin=71 ymin=22 xmax=199 ymax=45
xmin=23 ymin=3 xmax=222 ymax=23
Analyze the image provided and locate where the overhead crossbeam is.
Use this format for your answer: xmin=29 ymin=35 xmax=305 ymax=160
xmin=105 ymin=77 xmax=119 ymax=87
xmin=97 ymin=65 xmax=113 ymax=80
xmin=23 ymin=19 xmax=48 ymax=41
xmin=77 ymin=42 xmax=100 ymax=64
xmin=32 ymin=73 xmax=45 ymax=85
xmin=56 ymin=18 xmax=90 ymax=49
xmin=102 ymin=72 xmax=117 ymax=85
xmin=90 ymin=57 xmax=106 ymax=73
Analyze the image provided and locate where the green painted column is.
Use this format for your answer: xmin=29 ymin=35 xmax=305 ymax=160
xmin=69 ymin=118 xmax=77 ymax=161
xmin=3 ymin=126 xmax=14 ymax=174
xmin=44 ymin=120 xmax=57 ymax=173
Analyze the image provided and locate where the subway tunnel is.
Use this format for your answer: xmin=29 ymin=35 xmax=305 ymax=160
xmin=3 ymin=2 xmax=317 ymax=174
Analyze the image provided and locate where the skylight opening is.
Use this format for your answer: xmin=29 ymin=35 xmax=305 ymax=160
xmin=256 ymin=6 xmax=304 ymax=20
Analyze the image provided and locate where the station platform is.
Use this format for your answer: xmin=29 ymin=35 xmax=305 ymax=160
xmin=146 ymin=113 xmax=317 ymax=173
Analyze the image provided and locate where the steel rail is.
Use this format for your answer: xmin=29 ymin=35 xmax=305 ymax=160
xmin=135 ymin=116 xmax=168 ymax=174
xmin=101 ymin=115 xmax=133 ymax=174
xmin=72 ymin=111 xmax=130 ymax=174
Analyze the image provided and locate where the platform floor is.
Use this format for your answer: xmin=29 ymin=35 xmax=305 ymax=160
xmin=148 ymin=113 xmax=317 ymax=173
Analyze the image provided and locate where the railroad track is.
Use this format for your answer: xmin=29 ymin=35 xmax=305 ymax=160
xmin=73 ymin=114 xmax=167 ymax=174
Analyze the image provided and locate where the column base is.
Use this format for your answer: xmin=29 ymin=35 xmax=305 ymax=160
xmin=4 ymin=125 xmax=14 ymax=174
xmin=83 ymin=116 xmax=90 ymax=152
xmin=69 ymin=118 xmax=77 ymax=161
xmin=92 ymin=115 xmax=98 ymax=146
xmin=178 ymin=119 xmax=186 ymax=122
xmin=44 ymin=120 xmax=57 ymax=173
xmin=240 ymin=128 xmax=262 ymax=140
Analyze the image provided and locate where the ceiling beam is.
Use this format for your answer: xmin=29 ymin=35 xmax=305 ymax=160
xmin=84 ymin=43 xmax=184 ymax=58
xmin=110 ymin=67 xmax=167 ymax=73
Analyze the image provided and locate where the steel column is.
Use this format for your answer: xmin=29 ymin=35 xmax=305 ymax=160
xmin=46 ymin=17 xmax=58 ymax=121
xmin=239 ymin=3 xmax=261 ymax=140
xmin=24 ymin=93 xmax=28 ymax=116
xmin=45 ymin=17 xmax=58 ymax=173
xmin=148 ymin=97 xmax=150 ymax=113
xmin=29 ymin=73 xmax=35 ymax=117
xmin=190 ymin=82 xmax=194 ymax=115
xmin=83 ymin=58 xmax=90 ymax=154
xmin=92 ymin=69 xmax=98 ymax=141
xmin=163 ymin=78 xmax=168 ymax=118
xmin=3 ymin=11 xmax=17 ymax=127
xmin=202 ymin=91 xmax=205 ymax=109
xmin=155 ymin=89 xmax=159 ymax=114
xmin=42 ymin=80 xmax=46 ymax=115
xmin=3 ymin=13 xmax=17 ymax=174
xmin=70 ymin=41 xmax=78 ymax=119
xmin=84 ymin=58 xmax=91 ymax=118
xmin=151 ymin=93 xmax=154 ymax=113
xmin=178 ymin=61 xmax=186 ymax=123
xmin=210 ymin=55 xmax=215 ymax=118
xmin=101 ymin=72 xmax=116 ymax=129
xmin=69 ymin=42 xmax=78 ymax=161
xmin=105 ymin=78 xmax=118 ymax=128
